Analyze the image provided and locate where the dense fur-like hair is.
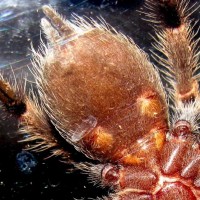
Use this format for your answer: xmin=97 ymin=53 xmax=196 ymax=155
xmin=0 ymin=0 xmax=199 ymax=199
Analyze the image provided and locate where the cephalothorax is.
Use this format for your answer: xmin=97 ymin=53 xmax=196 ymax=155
xmin=0 ymin=0 xmax=200 ymax=199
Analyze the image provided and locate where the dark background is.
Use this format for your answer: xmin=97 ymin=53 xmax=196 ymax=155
xmin=0 ymin=0 xmax=199 ymax=199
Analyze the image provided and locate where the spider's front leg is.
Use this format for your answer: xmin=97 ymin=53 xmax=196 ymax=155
xmin=139 ymin=1 xmax=200 ymax=198
xmin=145 ymin=0 xmax=200 ymax=103
xmin=145 ymin=0 xmax=200 ymax=139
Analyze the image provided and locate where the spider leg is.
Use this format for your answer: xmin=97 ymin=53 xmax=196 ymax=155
xmin=0 ymin=76 xmax=72 ymax=161
xmin=0 ymin=74 xmax=26 ymax=116
xmin=21 ymin=95 xmax=71 ymax=160
xmin=144 ymin=0 xmax=200 ymax=103
xmin=42 ymin=5 xmax=76 ymax=40
xmin=143 ymin=0 xmax=200 ymax=147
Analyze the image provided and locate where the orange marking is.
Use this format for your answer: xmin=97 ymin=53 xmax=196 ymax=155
xmin=122 ymin=154 xmax=144 ymax=165
xmin=150 ymin=128 xmax=166 ymax=150
xmin=91 ymin=126 xmax=114 ymax=152
xmin=137 ymin=91 xmax=162 ymax=118
xmin=172 ymin=24 xmax=185 ymax=35
xmin=155 ymin=131 xmax=165 ymax=150
xmin=177 ymin=80 xmax=199 ymax=102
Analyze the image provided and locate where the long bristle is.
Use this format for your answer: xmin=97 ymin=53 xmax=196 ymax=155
xmin=144 ymin=0 xmax=200 ymax=103
xmin=0 ymin=75 xmax=26 ymax=116
xmin=42 ymin=5 xmax=75 ymax=37
xmin=144 ymin=0 xmax=191 ymax=28
xmin=20 ymin=96 xmax=70 ymax=160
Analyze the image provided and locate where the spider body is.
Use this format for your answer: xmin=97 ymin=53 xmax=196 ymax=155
xmin=0 ymin=0 xmax=199 ymax=199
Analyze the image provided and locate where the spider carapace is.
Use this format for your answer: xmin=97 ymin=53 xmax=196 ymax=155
xmin=0 ymin=0 xmax=200 ymax=199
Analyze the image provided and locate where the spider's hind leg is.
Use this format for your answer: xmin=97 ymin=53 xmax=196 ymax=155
xmin=0 ymin=75 xmax=72 ymax=162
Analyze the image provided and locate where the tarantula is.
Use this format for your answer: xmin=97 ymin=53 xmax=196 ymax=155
xmin=0 ymin=0 xmax=200 ymax=199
